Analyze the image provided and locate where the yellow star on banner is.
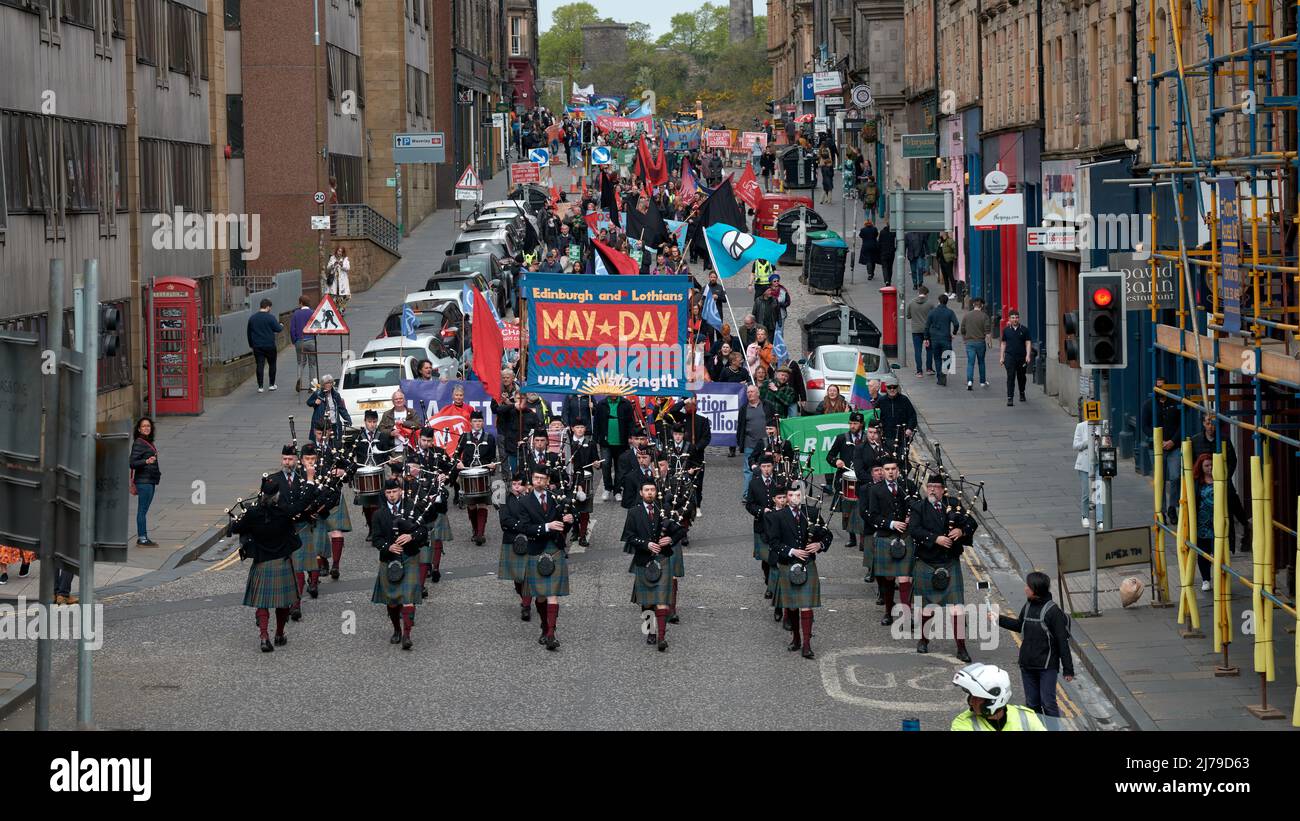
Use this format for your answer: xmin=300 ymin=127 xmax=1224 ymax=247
xmin=597 ymin=320 xmax=614 ymax=336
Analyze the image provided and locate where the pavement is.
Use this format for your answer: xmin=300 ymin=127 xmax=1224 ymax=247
xmin=813 ymin=186 xmax=1296 ymax=730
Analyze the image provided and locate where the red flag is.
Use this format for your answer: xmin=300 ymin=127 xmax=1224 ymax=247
xmin=470 ymin=288 xmax=505 ymax=402
xmin=735 ymin=162 xmax=763 ymax=210
xmin=591 ymin=235 xmax=640 ymax=274
xmin=649 ymin=140 xmax=669 ymax=185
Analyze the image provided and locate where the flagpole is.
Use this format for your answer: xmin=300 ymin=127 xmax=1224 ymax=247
xmin=703 ymin=240 xmax=756 ymax=382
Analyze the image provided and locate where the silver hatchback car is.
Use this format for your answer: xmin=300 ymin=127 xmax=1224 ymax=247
xmin=798 ymin=344 xmax=899 ymax=413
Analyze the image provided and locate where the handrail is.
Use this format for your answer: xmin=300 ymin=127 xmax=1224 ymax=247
xmin=331 ymin=203 xmax=402 ymax=258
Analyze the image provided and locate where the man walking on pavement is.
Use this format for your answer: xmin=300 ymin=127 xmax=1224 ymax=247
xmin=999 ymin=309 xmax=1032 ymax=406
xmin=960 ymin=297 xmax=991 ymax=390
xmin=924 ymin=294 xmax=959 ymax=387
xmin=905 ymin=231 xmax=928 ymax=290
xmin=906 ymin=286 xmax=934 ymax=377
xmin=247 ymin=298 xmax=283 ymax=394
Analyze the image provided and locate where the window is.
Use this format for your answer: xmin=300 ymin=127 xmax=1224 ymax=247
xmin=511 ymin=16 xmax=521 ymax=56
xmin=423 ymin=0 xmax=429 ymax=32
xmin=139 ymin=138 xmax=210 ymax=212
xmin=224 ymin=0 xmax=238 ymax=29
xmin=1 ymin=111 xmax=122 ymax=237
xmin=226 ymin=94 xmax=243 ymax=157
xmin=62 ymin=0 xmax=93 ymax=28
xmin=137 ymin=0 xmax=159 ymax=65
xmin=411 ymin=0 xmax=418 ymax=26
xmin=37 ymin=0 xmax=63 ymax=45
xmin=329 ymin=154 xmax=362 ymax=203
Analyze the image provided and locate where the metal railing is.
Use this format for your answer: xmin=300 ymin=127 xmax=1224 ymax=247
xmin=331 ymin=203 xmax=401 ymax=258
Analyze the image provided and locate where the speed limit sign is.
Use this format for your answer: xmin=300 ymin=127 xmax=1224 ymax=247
xmin=314 ymin=191 xmax=326 ymax=205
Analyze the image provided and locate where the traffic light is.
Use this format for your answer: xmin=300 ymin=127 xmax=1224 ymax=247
xmin=1079 ymin=271 xmax=1126 ymax=368
xmin=1062 ymin=311 xmax=1079 ymax=363
xmin=98 ymin=303 xmax=121 ymax=358
xmin=580 ymin=120 xmax=593 ymax=144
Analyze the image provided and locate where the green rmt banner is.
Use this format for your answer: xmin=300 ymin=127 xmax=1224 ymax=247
xmin=779 ymin=410 xmax=877 ymax=474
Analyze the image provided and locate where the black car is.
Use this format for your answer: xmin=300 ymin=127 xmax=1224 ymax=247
xmin=424 ymin=261 xmax=508 ymax=316
xmin=508 ymin=184 xmax=551 ymax=215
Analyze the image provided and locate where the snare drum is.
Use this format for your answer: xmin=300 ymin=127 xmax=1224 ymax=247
xmin=841 ymin=470 xmax=858 ymax=502
xmin=354 ymin=464 xmax=386 ymax=498
xmin=459 ymin=466 xmax=492 ymax=500
xmin=574 ymin=470 xmax=593 ymax=496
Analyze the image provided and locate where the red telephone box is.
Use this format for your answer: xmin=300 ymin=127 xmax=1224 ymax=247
xmin=150 ymin=276 xmax=204 ymax=415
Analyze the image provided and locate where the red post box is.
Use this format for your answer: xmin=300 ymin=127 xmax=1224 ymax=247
xmin=149 ymin=276 xmax=204 ymax=415
xmin=880 ymin=286 xmax=899 ymax=357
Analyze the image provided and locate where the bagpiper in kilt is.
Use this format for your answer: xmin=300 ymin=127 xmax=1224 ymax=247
xmin=518 ymin=465 xmax=572 ymax=651
xmin=621 ymin=478 xmax=686 ymax=651
xmin=408 ymin=428 xmax=455 ymax=589
xmin=862 ymin=456 xmax=918 ymax=626
xmin=308 ymin=424 xmax=354 ymax=581
xmin=455 ymin=412 xmax=499 ymax=546
xmin=497 ymin=474 xmax=534 ymax=621
xmin=620 ymin=449 xmax=658 ymax=548
xmin=370 ymin=478 xmax=430 ymax=650
xmin=566 ymin=422 xmax=603 ymax=546
xmin=653 ymin=452 xmax=694 ymax=621
xmin=230 ymin=474 xmax=312 ymax=652
xmin=906 ymin=474 xmax=977 ymax=662
xmin=770 ymin=485 xmax=833 ymax=659
xmin=850 ymin=424 xmax=889 ymax=547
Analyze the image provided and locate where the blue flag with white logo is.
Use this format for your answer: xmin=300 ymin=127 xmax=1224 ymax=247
xmin=703 ymin=222 xmax=787 ymax=279
xmin=701 ymin=289 xmax=723 ymax=332
xmin=401 ymin=303 xmax=419 ymax=340
xmin=773 ymin=326 xmax=789 ymax=364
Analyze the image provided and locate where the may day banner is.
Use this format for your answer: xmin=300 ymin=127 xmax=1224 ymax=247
xmin=779 ymin=410 xmax=878 ymax=474
xmin=399 ymin=380 xmax=749 ymax=446
xmin=523 ymin=273 xmax=692 ymax=397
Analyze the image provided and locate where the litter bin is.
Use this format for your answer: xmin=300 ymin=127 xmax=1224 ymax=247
xmin=775 ymin=207 xmax=827 ymax=265
xmin=779 ymin=146 xmax=817 ymax=189
xmin=804 ymin=234 xmax=848 ymax=295
xmin=801 ymin=303 xmax=882 ymax=352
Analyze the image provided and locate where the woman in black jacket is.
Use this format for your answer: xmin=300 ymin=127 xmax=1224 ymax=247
xmin=129 ymin=417 xmax=161 ymax=546
xmin=858 ymin=219 xmax=879 ymax=280
xmin=877 ymin=226 xmax=897 ymax=286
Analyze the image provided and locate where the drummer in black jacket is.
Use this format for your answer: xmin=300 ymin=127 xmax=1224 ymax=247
xmin=231 ymin=475 xmax=310 ymax=652
xmin=566 ymin=420 xmax=603 ymax=546
xmin=907 ymin=475 xmax=976 ymax=661
xmin=455 ymin=410 xmax=499 ymax=545
xmin=826 ymin=411 xmax=867 ymax=546
xmin=615 ymin=428 xmax=650 ymax=498
xmin=370 ymin=478 xmax=429 ymax=650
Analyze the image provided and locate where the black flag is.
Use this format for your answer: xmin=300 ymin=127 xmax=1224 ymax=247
xmin=689 ymin=177 xmax=748 ymax=262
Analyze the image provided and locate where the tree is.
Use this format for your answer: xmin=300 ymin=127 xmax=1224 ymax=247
xmin=538 ymin=2 xmax=601 ymax=78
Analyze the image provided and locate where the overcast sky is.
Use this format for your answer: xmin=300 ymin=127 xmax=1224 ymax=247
xmin=537 ymin=0 xmax=765 ymax=40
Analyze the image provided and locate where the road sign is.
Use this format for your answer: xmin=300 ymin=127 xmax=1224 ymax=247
xmin=1082 ymin=400 xmax=1102 ymax=422
xmin=1026 ymin=226 xmax=1076 ymax=251
xmin=455 ymin=188 xmax=482 ymax=202
xmin=812 ymin=71 xmax=843 ymax=95
xmin=492 ymin=113 xmax=506 ymax=128
xmin=313 ymin=191 xmax=326 ymax=205
xmin=814 ymin=116 xmax=829 ymax=133
xmin=496 ymin=101 xmax=512 ymax=113
xmin=901 ymin=133 xmax=938 ymax=159
xmin=303 ymin=294 xmax=350 ymax=335
xmin=310 ymin=215 xmax=331 ymax=230
xmin=393 ymin=132 xmax=447 ymax=164
xmin=591 ymin=145 xmax=612 ymax=165
xmin=801 ymin=75 xmax=814 ymax=102
xmin=850 ymin=84 xmax=873 ymax=108
xmin=455 ymin=165 xmax=482 ymax=189
xmin=984 ymin=169 xmax=1009 ymax=194
xmin=527 ymin=147 xmax=550 ymax=167
xmin=889 ymin=190 xmax=954 ymax=232
xmin=511 ymin=162 xmax=541 ymax=183
xmin=822 ymin=96 xmax=844 ymax=107
xmin=969 ymin=193 xmax=1025 ymax=228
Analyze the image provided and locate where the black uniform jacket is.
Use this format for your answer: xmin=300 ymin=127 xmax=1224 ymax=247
xmin=746 ymin=474 xmax=778 ymax=534
xmin=230 ymin=501 xmax=305 ymax=563
xmin=621 ymin=502 xmax=683 ymax=567
xmin=908 ymin=494 xmax=974 ymax=565
xmin=516 ymin=490 xmax=565 ymax=554
xmin=456 ymin=430 xmax=498 ymax=467
xmin=863 ymin=479 xmax=913 ymax=538
xmin=370 ymin=500 xmax=429 ymax=559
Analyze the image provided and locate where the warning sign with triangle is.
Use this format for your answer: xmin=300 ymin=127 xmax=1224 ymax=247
xmin=303 ymin=294 xmax=350 ymax=335
xmin=455 ymin=165 xmax=482 ymax=189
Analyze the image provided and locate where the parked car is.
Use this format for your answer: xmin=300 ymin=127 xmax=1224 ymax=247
xmin=363 ymin=334 xmax=461 ymax=379
xmin=798 ymin=344 xmax=899 ymax=413
xmin=507 ymin=184 xmax=551 ymax=215
xmin=462 ymin=211 xmax=536 ymax=255
xmin=435 ymin=252 xmax=514 ymax=314
xmin=339 ymin=355 xmax=419 ymax=417
xmin=421 ymin=268 xmax=504 ymax=316
xmin=451 ymin=225 xmax=521 ymax=263
xmin=477 ymin=199 xmax=541 ymax=244
xmin=379 ymin=295 xmax=465 ymax=353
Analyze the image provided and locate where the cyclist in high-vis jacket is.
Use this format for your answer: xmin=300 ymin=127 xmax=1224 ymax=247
xmin=950 ymin=663 xmax=1047 ymax=731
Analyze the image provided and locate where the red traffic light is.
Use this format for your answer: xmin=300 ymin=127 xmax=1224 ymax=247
xmin=1091 ymin=287 xmax=1115 ymax=308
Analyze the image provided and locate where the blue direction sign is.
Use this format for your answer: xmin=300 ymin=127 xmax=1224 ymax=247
xmin=591 ymin=146 xmax=611 ymax=165
xmin=528 ymin=147 xmax=550 ymax=167
xmin=393 ymin=132 xmax=446 ymax=164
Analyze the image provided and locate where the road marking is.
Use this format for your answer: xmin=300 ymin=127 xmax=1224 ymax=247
xmin=819 ymin=646 xmax=967 ymax=713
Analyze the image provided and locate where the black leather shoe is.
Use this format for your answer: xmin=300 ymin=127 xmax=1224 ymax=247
xmin=916 ymin=639 xmax=930 ymax=654
xmin=520 ymin=605 xmax=531 ymax=621
xmin=876 ymin=595 xmax=884 ymax=605
xmin=330 ymin=567 xmax=340 ymax=580
xmin=657 ymin=639 xmax=668 ymax=652
xmin=260 ymin=639 xmax=274 ymax=653
xmin=538 ymin=633 xmax=548 ymax=645
xmin=787 ymin=636 xmax=802 ymax=651
xmin=801 ymin=646 xmax=815 ymax=660
xmin=647 ymin=632 xmax=657 ymax=645
xmin=402 ymin=635 xmax=413 ymax=651
xmin=274 ymin=634 xmax=287 ymax=647
xmin=667 ymin=613 xmax=680 ymax=624
xmin=307 ymin=584 xmax=319 ymax=599
xmin=421 ymin=586 xmax=429 ymax=599
xmin=546 ymin=635 xmax=560 ymax=651
xmin=880 ymin=614 xmax=894 ymax=626
xmin=1019 ymin=394 xmax=1027 ymax=402
xmin=864 ymin=574 xmax=873 ymax=583
xmin=764 ymin=589 xmax=773 ymax=599
xmin=390 ymin=631 xmax=401 ymax=644
xmin=956 ymin=647 xmax=972 ymax=663
xmin=773 ymin=607 xmax=782 ymax=622
xmin=1007 ymin=399 xmax=1014 ymax=407
xmin=578 ymin=536 xmax=589 ymax=547
xmin=431 ymin=569 xmax=441 ymax=583
xmin=290 ymin=607 xmax=302 ymax=622
xmin=847 ymin=536 xmax=857 ymax=548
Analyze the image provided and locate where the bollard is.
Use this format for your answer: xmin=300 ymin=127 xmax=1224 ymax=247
xmin=880 ymin=286 xmax=899 ymax=357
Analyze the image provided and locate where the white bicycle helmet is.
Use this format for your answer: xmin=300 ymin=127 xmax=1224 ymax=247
xmin=952 ymin=663 xmax=1012 ymax=714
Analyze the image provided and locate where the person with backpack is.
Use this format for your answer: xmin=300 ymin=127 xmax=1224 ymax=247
xmin=997 ymin=571 xmax=1075 ymax=719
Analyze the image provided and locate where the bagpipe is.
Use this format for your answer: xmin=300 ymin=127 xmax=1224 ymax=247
xmin=788 ymin=489 xmax=833 ymax=586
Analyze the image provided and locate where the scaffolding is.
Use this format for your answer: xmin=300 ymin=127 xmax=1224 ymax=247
xmin=1144 ymin=0 xmax=1299 ymax=723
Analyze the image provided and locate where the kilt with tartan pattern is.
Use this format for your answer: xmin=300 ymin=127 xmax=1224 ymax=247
xmin=429 ymin=512 xmax=452 ymax=542
xmin=308 ymin=517 xmax=336 ymax=563
xmin=913 ymin=558 xmax=964 ymax=607
xmin=526 ymin=547 xmax=570 ymax=597
xmin=323 ymin=499 xmax=352 ymax=532
xmin=752 ymin=533 xmax=768 ymax=561
xmin=847 ymin=499 xmax=866 ymax=536
xmin=767 ymin=563 xmax=782 ymax=606
xmin=419 ymin=537 xmax=438 ymax=565
xmin=630 ymin=562 xmax=672 ymax=606
xmin=872 ymin=535 xmax=915 ymax=578
xmin=776 ymin=560 xmax=821 ymax=609
xmin=291 ymin=522 xmax=314 ymax=574
xmin=497 ymin=540 xmax=529 ymax=581
xmin=668 ymin=545 xmax=685 ymax=578
xmin=371 ymin=555 xmax=422 ymax=605
xmin=243 ymin=557 xmax=299 ymax=608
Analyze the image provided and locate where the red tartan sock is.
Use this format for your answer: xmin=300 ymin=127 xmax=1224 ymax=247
xmin=670 ymin=577 xmax=679 ymax=614
xmin=308 ymin=570 xmax=320 ymax=586
xmin=387 ymin=605 xmax=401 ymax=632
xmin=330 ymin=537 xmax=344 ymax=568
xmin=432 ymin=541 xmax=443 ymax=570
xmin=579 ymin=512 xmax=590 ymax=536
xmin=545 ymin=602 xmax=559 ymax=637
xmin=274 ymin=607 xmax=289 ymax=636
xmin=401 ymin=605 xmax=415 ymax=636
xmin=897 ymin=580 xmax=914 ymax=619
xmin=656 ymin=607 xmax=667 ymax=641
xmin=881 ymin=578 xmax=896 ymax=614
xmin=800 ymin=610 xmax=814 ymax=650
xmin=419 ymin=562 xmax=429 ymax=586
xmin=255 ymin=608 xmax=270 ymax=639
xmin=294 ymin=572 xmax=305 ymax=596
